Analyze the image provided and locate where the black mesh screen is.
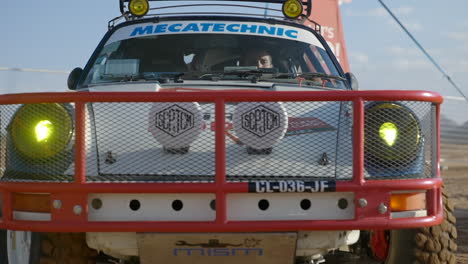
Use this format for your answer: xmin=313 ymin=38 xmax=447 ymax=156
xmin=335 ymin=101 xmax=354 ymax=180
xmin=226 ymin=101 xmax=344 ymax=181
xmin=364 ymin=101 xmax=434 ymax=179
xmin=88 ymin=102 xmax=215 ymax=182
xmin=0 ymin=103 xmax=75 ymax=182
xmin=0 ymin=100 xmax=437 ymax=183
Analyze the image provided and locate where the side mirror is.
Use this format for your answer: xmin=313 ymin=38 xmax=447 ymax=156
xmin=67 ymin=67 xmax=83 ymax=90
xmin=345 ymin=72 xmax=359 ymax=90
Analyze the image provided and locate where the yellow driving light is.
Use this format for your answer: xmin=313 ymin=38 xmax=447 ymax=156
xmin=129 ymin=0 xmax=149 ymax=17
xmin=282 ymin=0 xmax=303 ymax=19
xmin=35 ymin=120 xmax=53 ymax=142
xmin=11 ymin=104 xmax=73 ymax=159
xmin=365 ymin=103 xmax=422 ymax=166
xmin=379 ymin=122 xmax=398 ymax=146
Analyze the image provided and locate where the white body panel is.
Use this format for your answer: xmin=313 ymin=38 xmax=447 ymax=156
xmin=13 ymin=211 xmax=51 ymax=221
xmin=391 ymin=210 xmax=427 ymax=219
xmin=227 ymin=193 xmax=354 ymax=221
xmin=87 ymin=193 xmax=353 ymax=221
xmin=88 ymin=193 xmax=216 ymax=221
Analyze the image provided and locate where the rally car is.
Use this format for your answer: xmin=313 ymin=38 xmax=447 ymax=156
xmin=0 ymin=0 xmax=457 ymax=263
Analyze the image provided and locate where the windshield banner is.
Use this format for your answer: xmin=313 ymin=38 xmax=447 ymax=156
xmin=106 ymin=21 xmax=324 ymax=48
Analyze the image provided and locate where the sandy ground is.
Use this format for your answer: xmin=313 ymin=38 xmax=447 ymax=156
xmin=442 ymin=168 xmax=468 ymax=264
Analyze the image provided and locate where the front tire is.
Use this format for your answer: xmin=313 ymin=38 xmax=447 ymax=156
xmin=1 ymin=231 xmax=98 ymax=264
xmin=0 ymin=230 xmax=41 ymax=264
xmin=39 ymin=233 xmax=98 ymax=264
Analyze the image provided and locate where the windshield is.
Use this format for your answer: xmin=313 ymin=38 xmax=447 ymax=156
xmin=82 ymin=20 xmax=345 ymax=89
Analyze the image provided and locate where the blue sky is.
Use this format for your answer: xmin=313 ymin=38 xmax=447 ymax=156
xmin=340 ymin=0 xmax=468 ymax=123
xmin=1 ymin=0 xmax=468 ymax=122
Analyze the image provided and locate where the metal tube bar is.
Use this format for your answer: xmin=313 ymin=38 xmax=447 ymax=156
xmin=352 ymin=99 xmax=365 ymax=186
xmin=215 ymin=99 xmax=227 ymax=224
xmin=0 ymin=178 xmax=441 ymax=193
xmin=0 ymin=91 xmax=444 ymax=105
xmin=4 ymin=210 xmax=442 ymax=233
xmin=0 ymin=183 xmax=247 ymax=193
xmin=336 ymin=178 xmax=443 ymax=192
xmin=436 ymin=104 xmax=442 ymax=178
xmin=74 ymin=102 xmax=86 ymax=184
xmin=2 ymin=192 xmax=12 ymax=224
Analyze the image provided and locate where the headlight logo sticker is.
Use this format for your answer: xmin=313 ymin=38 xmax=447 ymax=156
xmin=241 ymin=105 xmax=281 ymax=137
xmin=233 ymin=102 xmax=288 ymax=150
xmin=154 ymin=104 xmax=195 ymax=137
xmin=148 ymin=102 xmax=203 ymax=148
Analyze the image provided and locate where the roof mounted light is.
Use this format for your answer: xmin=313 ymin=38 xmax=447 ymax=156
xmin=129 ymin=0 xmax=149 ymax=17
xmin=282 ymin=0 xmax=303 ymax=19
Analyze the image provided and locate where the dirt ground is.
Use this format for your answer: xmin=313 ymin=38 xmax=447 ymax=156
xmin=442 ymin=168 xmax=468 ymax=264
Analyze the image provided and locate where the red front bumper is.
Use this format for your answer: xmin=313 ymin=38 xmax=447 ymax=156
xmin=0 ymin=90 xmax=444 ymax=232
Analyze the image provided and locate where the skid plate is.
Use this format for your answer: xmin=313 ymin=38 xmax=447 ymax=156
xmin=137 ymin=232 xmax=297 ymax=264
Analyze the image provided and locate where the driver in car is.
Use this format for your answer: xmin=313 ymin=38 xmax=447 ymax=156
xmin=241 ymin=49 xmax=274 ymax=68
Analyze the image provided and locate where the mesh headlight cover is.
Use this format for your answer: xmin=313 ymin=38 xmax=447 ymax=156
xmin=11 ymin=104 xmax=73 ymax=159
xmin=365 ymin=103 xmax=422 ymax=168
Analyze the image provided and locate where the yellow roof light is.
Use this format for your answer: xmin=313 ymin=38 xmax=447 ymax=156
xmin=282 ymin=0 xmax=303 ymax=19
xmin=129 ymin=0 xmax=149 ymax=17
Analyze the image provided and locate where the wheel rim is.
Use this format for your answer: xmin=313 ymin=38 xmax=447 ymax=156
xmin=7 ymin=231 xmax=32 ymax=264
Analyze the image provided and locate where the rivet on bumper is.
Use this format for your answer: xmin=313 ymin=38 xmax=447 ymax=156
xmin=52 ymin=200 xmax=62 ymax=209
xmin=73 ymin=205 xmax=83 ymax=215
xmin=358 ymin=198 xmax=368 ymax=208
xmin=378 ymin=203 xmax=388 ymax=214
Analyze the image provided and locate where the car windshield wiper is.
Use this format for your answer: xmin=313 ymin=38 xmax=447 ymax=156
xmin=146 ymin=72 xmax=185 ymax=83
xmin=274 ymin=72 xmax=346 ymax=81
xmin=224 ymin=66 xmax=277 ymax=74
xmin=99 ymin=72 xmax=184 ymax=83
xmin=197 ymin=67 xmax=277 ymax=81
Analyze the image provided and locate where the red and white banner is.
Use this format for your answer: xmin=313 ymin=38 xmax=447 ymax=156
xmin=305 ymin=0 xmax=350 ymax=72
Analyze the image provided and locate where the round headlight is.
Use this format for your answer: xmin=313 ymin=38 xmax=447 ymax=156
xmin=128 ymin=0 xmax=149 ymax=17
xmin=282 ymin=0 xmax=304 ymax=19
xmin=365 ymin=103 xmax=421 ymax=167
xmin=11 ymin=104 xmax=73 ymax=159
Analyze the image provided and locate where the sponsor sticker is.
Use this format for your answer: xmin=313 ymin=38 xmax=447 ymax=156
xmin=286 ymin=117 xmax=335 ymax=136
xmin=248 ymin=180 xmax=336 ymax=193
xmin=106 ymin=21 xmax=324 ymax=48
